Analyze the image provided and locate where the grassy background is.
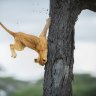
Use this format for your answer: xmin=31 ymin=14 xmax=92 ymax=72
xmin=7 ymin=74 xmax=96 ymax=96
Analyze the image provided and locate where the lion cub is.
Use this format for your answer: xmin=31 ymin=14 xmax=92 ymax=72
xmin=0 ymin=17 xmax=51 ymax=65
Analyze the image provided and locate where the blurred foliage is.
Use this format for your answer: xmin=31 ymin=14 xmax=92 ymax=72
xmin=10 ymin=79 xmax=43 ymax=96
xmin=73 ymin=74 xmax=96 ymax=96
xmin=0 ymin=74 xmax=96 ymax=96
xmin=0 ymin=77 xmax=30 ymax=96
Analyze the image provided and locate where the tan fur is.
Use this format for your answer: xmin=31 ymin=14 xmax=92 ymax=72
xmin=0 ymin=17 xmax=51 ymax=66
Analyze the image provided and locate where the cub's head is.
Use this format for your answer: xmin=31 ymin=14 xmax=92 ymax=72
xmin=35 ymin=34 xmax=48 ymax=65
xmin=35 ymin=49 xmax=48 ymax=66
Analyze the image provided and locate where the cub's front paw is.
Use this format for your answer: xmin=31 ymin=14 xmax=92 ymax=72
xmin=34 ymin=59 xmax=38 ymax=63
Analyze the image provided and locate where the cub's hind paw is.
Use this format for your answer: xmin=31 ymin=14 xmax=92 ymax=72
xmin=11 ymin=54 xmax=17 ymax=58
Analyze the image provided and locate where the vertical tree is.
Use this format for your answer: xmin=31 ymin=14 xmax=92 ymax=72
xmin=43 ymin=0 xmax=96 ymax=96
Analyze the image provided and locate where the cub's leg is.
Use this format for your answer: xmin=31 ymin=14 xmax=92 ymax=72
xmin=10 ymin=40 xmax=25 ymax=58
xmin=10 ymin=44 xmax=17 ymax=58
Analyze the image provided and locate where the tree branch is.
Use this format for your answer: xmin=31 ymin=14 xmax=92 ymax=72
xmin=81 ymin=0 xmax=96 ymax=12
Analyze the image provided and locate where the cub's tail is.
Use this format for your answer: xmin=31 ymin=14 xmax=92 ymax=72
xmin=0 ymin=22 xmax=16 ymax=37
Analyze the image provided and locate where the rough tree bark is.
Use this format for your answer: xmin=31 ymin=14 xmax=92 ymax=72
xmin=43 ymin=0 xmax=96 ymax=96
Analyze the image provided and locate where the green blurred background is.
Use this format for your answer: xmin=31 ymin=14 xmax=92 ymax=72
xmin=0 ymin=74 xmax=96 ymax=96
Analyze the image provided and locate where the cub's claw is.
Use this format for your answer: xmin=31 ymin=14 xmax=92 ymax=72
xmin=34 ymin=59 xmax=38 ymax=63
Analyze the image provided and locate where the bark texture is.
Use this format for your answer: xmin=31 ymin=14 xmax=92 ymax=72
xmin=43 ymin=0 xmax=96 ymax=96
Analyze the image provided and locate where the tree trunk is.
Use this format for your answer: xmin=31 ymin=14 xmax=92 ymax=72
xmin=43 ymin=0 xmax=96 ymax=96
